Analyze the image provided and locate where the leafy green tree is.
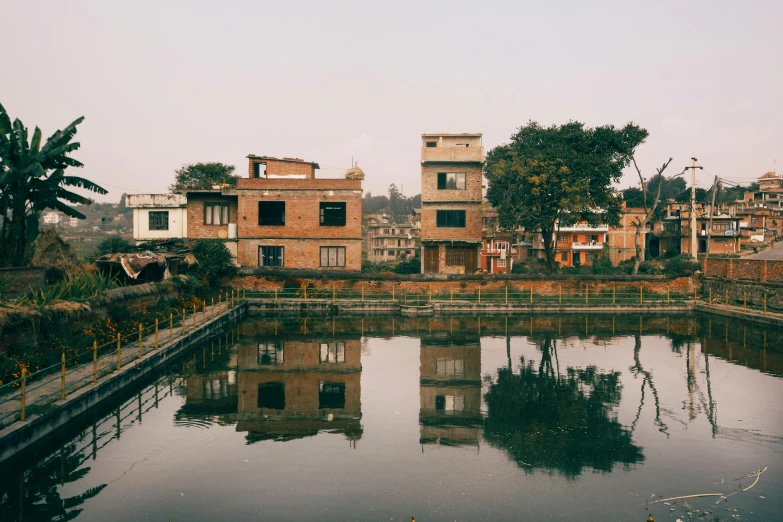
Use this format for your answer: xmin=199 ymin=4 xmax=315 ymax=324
xmin=0 ymin=103 xmax=107 ymax=267
xmin=96 ymin=237 xmax=132 ymax=256
xmin=169 ymin=162 xmax=238 ymax=191
xmin=484 ymin=121 xmax=647 ymax=271
xmin=191 ymin=239 xmax=235 ymax=285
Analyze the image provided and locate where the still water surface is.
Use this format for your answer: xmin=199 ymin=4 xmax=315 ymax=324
xmin=1 ymin=314 xmax=781 ymax=522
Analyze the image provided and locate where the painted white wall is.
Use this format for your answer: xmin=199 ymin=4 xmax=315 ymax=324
xmin=132 ymin=207 xmax=187 ymax=241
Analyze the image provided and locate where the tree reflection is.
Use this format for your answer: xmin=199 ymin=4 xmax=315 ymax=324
xmin=0 ymin=439 xmax=106 ymax=522
xmin=483 ymin=338 xmax=643 ymax=478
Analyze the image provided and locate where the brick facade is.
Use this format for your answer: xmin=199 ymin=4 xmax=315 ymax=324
xmin=247 ymin=156 xmax=317 ymax=179
xmin=703 ymin=257 xmax=783 ymax=282
xmin=237 ymin=238 xmax=362 ymax=270
xmin=186 ymin=192 xmax=239 ymax=239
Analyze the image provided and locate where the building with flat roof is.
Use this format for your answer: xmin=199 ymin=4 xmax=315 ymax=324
xmin=420 ymin=133 xmax=484 ymax=274
xmin=126 ymin=194 xmax=188 ymax=243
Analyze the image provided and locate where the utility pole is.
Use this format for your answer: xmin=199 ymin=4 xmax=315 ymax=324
xmin=685 ymin=157 xmax=704 ymax=260
xmin=705 ymin=175 xmax=718 ymax=259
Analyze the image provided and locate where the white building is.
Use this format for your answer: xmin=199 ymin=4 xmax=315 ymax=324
xmin=68 ymin=217 xmax=79 ymax=228
xmin=126 ymin=194 xmax=188 ymax=244
xmin=43 ymin=212 xmax=60 ymax=225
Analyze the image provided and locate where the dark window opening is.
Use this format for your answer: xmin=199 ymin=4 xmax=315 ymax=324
xmin=436 ymin=210 xmax=466 ymax=228
xmin=253 ymin=162 xmax=267 ymax=178
xmin=435 ymin=395 xmax=446 ymax=411
xmin=258 ymin=201 xmax=285 ymax=226
xmin=437 ymin=172 xmax=466 ymax=190
xmin=259 ymin=246 xmax=284 ymax=267
xmin=149 ymin=211 xmax=169 ymax=231
xmin=258 ymin=382 xmax=285 ymax=409
xmin=426 ymin=141 xmax=437 ymax=147
xmin=319 ymin=382 xmax=346 ymax=409
xmin=320 ymin=202 xmax=346 ymax=226
xmin=445 ymin=247 xmax=467 ymax=266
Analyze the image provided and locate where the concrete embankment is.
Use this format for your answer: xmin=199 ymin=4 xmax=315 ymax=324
xmin=0 ymin=303 xmax=247 ymax=463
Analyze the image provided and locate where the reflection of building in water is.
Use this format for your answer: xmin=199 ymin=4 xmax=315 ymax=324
xmin=236 ymin=335 xmax=362 ymax=443
xmin=419 ymin=334 xmax=483 ymax=448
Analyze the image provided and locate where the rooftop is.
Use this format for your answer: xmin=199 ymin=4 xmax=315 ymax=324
xmin=246 ymin=155 xmax=320 ymax=169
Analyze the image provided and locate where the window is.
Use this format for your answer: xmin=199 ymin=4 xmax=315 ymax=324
xmin=445 ymin=247 xmax=467 ymax=266
xmin=319 ymin=382 xmax=346 ymax=409
xmin=435 ymin=358 xmax=464 ymax=377
xmin=320 ymin=342 xmax=345 ymax=364
xmin=436 ymin=210 xmax=466 ymax=228
xmin=561 ymin=252 xmax=568 ymax=262
xmin=497 ymin=258 xmax=506 ymax=267
xmin=258 ymin=382 xmax=285 ymax=409
xmin=320 ymin=202 xmax=346 ymax=226
xmin=148 ymin=211 xmax=169 ymax=231
xmin=557 ymin=235 xmax=568 ymax=244
xmin=383 ymin=228 xmax=391 ymax=235
xmin=435 ymin=394 xmax=465 ymax=413
xmin=258 ymin=201 xmax=285 ymax=226
xmin=455 ymin=143 xmax=469 ymax=147
xmin=205 ymin=203 xmax=229 ymax=225
xmin=253 ymin=162 xmax=267 ymax=177
xmin=426 ymin=141 xmax=437 ymax=147
xmin=320 ymin=246 xmax=346 ymax=267
xmin=437 ymin=172 xmax=466 ymax=190
xmin=258 ymin=343 xmax=284 ymax=365
xmin=259 ymin=246 xmax=284 ymax=267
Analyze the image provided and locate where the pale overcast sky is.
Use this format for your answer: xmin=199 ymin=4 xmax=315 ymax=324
xmin=2 ymin=0 xmax=781 ymax=201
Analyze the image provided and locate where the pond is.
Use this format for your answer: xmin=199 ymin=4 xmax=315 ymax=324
xmin=1 ymin=314 xmax=781 ymax=522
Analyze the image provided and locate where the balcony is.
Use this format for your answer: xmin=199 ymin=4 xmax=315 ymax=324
xmin=421 ymin=146 xmax=484 ymax=164
xmin=558 ymin=225 xmax=609 ymax=233
xmin=571 ymin=241 xmax=603 ymax=250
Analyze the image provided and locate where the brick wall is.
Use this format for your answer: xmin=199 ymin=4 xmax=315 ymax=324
xmin=237 ymin=238 xmax=362 ymax=270
xmin=247 ymin=157 xmax=316 ymax=178
xmin=421 ymin=205 xmax=483 ymax=241
xmin=187 ymin=193 xmax=238 ymax=238
xmin=421 ymin=165 xmax=483 ymax=202
xmin=237 ymin=191 xmax=362 ymax=240
xmin=703 ymin=258 xmax=783 ymax=282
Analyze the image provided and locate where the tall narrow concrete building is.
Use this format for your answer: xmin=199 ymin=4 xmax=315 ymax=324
xmin=420 ymin=133 xmax=484 ymax=274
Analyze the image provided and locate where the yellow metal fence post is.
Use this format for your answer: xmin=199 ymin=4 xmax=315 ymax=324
xmin=478 ymin=288 xmax=481 ymax=304
xmin=505 ymin=285 xmax=508 ymax=304
xmin=155 ymin=319 xmax=159 ymax=350
xmin=60 ymin=353 xmax=66 ymax=400
xmin=169 ymin=312 xmax=173 ymax=342
xmin=585 ymin=285 xmax=589 ymax=305
xmin=274 ymin=289 xmax=278 ymax=302
xmin=362 ymin=285 xmax=365 ymax=303
xmin=530 ymin=286 xmax=533 ymax=304
xmin=744 ymin=291 xmax=747 ymax=313
xmin=20 ymin=367 xmax=26 ymax=421
xmin=613 ymin=285 xmax=616 ymax=305
xmin=725 ymin=290 xmax=729 ymax=309
xmin=640 ymin=286 xmax=643 ymax=304
xmin=429 ymin=287 xmax=432 ymax=304
xmin=764 ymin=294 xmax=767 ymax=316
xmin=333 ymin=284 xmax=336 ymax=302
xmin=182 ymin=309 xmax=186 ymax=336
xmin=667 ymin=286 xmax=670 ymax=304
xmin=117 ymin=333 xmax=122 ymax=371
xmin=709 ymin=287 xmax=712 ymax=304
xmin=193 ymin=304 xmax=196 ymax=328
xmin=392 ymin=285 xmax=395 ymax=303
xmin=138 ymin=324 xmax=143 ymax=359
xmin=93 ymin=340 xmax=97 ymax=383
xmin=451 ymin=289 xmax=453 ymax=302
xmin=559 ymin=284 xmax=562 ymax=305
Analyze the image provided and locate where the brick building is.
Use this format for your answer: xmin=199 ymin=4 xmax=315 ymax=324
xmin=419 ymin=335 xmax=482 ymax=448
xmin=420 ymin=133 xmax=484 ymax=274
xmin=650 ymin=203 xmax=741 ymax=257
xmin=235 ymin=334 xmax=362 ymax=442
xmin=126 ymin=194 xmax=188 ymax=244
xmin=607 ymin=206 xmax=648 ymax=265
xmin=234 ymin=155 xmax=363 ymax=270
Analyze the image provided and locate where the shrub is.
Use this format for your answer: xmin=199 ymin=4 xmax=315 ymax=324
xmin=394 ymin=258 xmax=421 ymax=274
xmin=663 ymin=255 xmax=701 ymax=276
xmin=191 ymin=240 xmax=236 ymax=285
xmin=362 ymin=261 xmax=393 ymax=274
xmin=96 ymin=237 xmax=133 ymax=256
xmin=637 ymin=261 xmax=661 ymax=275
xmin=16 ymin=271 xmax=121 ymax=306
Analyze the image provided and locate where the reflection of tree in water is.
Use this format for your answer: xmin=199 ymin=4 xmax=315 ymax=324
xmin=484 ymin=338 xmax=643 ymax=478
xmin=0 ymin=440 xmax=106 ymax=522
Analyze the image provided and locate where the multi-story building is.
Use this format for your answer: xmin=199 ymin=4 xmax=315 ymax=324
xmin=607 ymin=206 xmax=648 ymax=265
xmin=234 ymin=155 xmax=363 ymax=270
xmin=43 ymin=212 xmax=60 ymax=225
xmin=650 ymin=203 xmax=741 ymax=256
xmin=480 ymin=208 xmax=516 ymax=273
xmin=126 ymin=194 xmax=189 ymax=244
xmin=366 ymin=214 xmax=419 ymax=262
xmin=527 ymin=223 xmax=609 ymax=268
xmin=235 ymin=333 xmax=362 ymax=443
xmin=409 ymin=208 xmax=422 ymax=230
xmin=419 ymin=334 xmax=482 ymax=448
xmin=420 ymin=133 xmax=484 ymax=274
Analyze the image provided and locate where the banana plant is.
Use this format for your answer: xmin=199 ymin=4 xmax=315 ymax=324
xmin=0 ymin=102 xmax=107 ymax=266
